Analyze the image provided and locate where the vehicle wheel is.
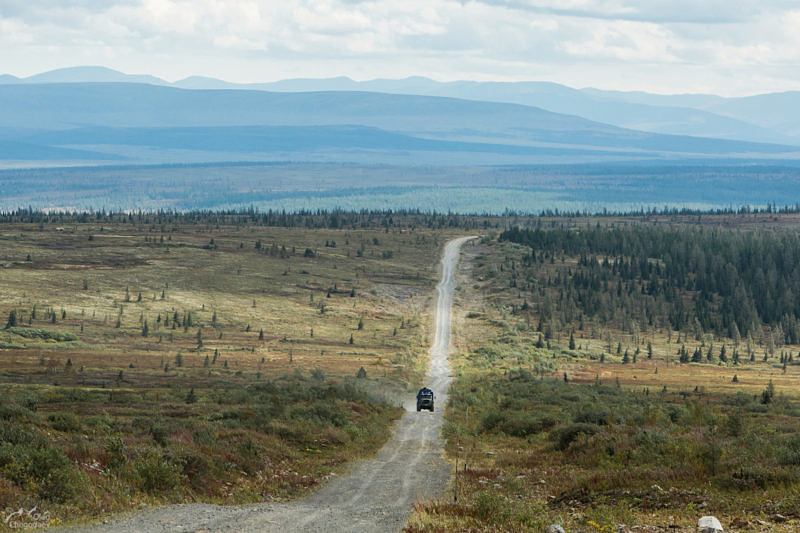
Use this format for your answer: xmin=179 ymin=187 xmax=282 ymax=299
xmin=430 ymin=405 xmax=434 ymax=412
xmin=416 ymin=406 xmax=421 ymax=412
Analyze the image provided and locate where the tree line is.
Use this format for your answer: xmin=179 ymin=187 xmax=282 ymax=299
xmin=0 ymin=208 xmax=500 ymax=230
xmin=500 ymin=224 xmax=800 ymax=345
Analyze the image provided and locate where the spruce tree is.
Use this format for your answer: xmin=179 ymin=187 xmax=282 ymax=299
xmin=5 ymin=310 xmax=17 ymax=328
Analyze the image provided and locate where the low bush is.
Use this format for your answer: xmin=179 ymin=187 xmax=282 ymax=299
xmin=0 ymin=441 xmax=88 ymax=502
xmin=130 ymin=451 xmax=184 ymax=493
xmin=778 ymin=436 xmax=800 ymax=466
xmin=6 ymin=327 xmax=78 ymax=342
xmin=574 ymin=407 xmax=610 ymax=426
xmin=552 ymin=423 xmax=602 ymax=451
xmin=49 ymin=412 xmax=82 ymax=432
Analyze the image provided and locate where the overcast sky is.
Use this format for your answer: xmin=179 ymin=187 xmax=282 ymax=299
xmin=2 ymin=0 xmax=799 ymax=95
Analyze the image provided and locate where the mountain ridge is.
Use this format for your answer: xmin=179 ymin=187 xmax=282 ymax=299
xmin=3 ymin=66 xmax=800 ymax=144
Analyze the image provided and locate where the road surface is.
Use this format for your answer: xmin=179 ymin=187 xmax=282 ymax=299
xmin=61 ymin=236 xmax=474 ymax=533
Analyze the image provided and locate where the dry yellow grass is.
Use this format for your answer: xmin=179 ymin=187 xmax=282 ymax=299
xmin=0 ymin=222 xmax=469 ymax=390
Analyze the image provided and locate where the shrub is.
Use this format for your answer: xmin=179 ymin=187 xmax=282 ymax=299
xmin=778 ymin=436 xmax=800 ymax=466
xmin=19 ymin=394 xmax=39 ymax=412
xmin=150 ymin=424 xmax=170 ymax=447
xmin=0 ymin=420 xmax=45 ymax=447
xmin=131 ymin=451 xmax=183 ymax=493
xmin=720 ymin=464 xmax=800 ymax=490
xmin=483 ymin=412 xmax=558 ymax=437
xmin=574 ymin=407 xmax=610 ymax=426
xmin=0 ymin=401 xmax=37 ymax=422
xmin=103 ymin=437 xmax=127 ymax=471
xmin=165 ymin=448 xmax=213 ymax=488
xmin=0 ymin=442 xmax=87 ymax=502
xmin=49 ymin=412 xmax=82 ymax=432
xmin=472 ymin=489 xmax=511 ymax=522
xmin=6 ymin=327 xmax=78 ymax=342
xmin=552 ymin=423 xmax=601 ymax=451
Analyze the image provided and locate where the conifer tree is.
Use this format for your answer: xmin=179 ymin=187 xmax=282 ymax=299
xmin=5 ymin=310 xmax=17 ymax=328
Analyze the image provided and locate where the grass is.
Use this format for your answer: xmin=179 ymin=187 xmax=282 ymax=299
xmin=0 ymin=219 xmax=469 ymax=528
xmin=406 ymin=235 xmax=800 ymax=533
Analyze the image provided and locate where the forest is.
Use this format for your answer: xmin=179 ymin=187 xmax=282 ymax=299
xmin=500 ymin=224 xmax=800 ymax=348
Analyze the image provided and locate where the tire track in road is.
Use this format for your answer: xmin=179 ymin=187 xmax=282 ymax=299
xmin=63 ymin=236 xmax=475 ymax=533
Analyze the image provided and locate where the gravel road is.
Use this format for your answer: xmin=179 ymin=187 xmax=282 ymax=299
xmin=59 ymin=236 xmax=475 ymax=533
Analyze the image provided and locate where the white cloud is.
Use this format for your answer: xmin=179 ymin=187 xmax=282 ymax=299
xmin=1 ymin=0 xmax=799 ymax=95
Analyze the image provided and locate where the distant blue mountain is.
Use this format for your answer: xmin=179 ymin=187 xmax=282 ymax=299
xmin=16 ymin=66 xmax=170 ymax=86
xmin=0 ymin=79 xmax=799 ymax=167
xmin=5 ymin=67 xmax=800 ymax=145
xmin=170 ymin=75 xmax=798 ymax=144
xmin=2 ymin=83 xmax=796 ymax=159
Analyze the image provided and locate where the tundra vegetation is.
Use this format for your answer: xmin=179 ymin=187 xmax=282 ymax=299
xmin=0 ymin=210 xmax=472 ymax=528
xmin=3 ymin=209 xmax=800 ymax=531
xmin=407 ymin=213 xmax=800 ymax=532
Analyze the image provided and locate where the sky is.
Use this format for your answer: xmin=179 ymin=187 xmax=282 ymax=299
xmin=1 ymin=0 xmax=800 ymax=96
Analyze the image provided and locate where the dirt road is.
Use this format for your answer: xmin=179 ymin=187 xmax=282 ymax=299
xmin=62 ymin=236 xmax=474 ymax=533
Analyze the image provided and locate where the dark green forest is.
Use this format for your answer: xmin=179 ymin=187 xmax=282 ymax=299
xmin=500 ymin=224 xmax=800 ymax=346
xmin=0 ymin=208 xmax=495 ymax=231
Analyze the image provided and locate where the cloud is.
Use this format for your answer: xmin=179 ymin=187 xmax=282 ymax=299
xmin=475 ymin=0 xmax=793 ymax=24
xmin=1 ymin=0 xmax=800 ymax=95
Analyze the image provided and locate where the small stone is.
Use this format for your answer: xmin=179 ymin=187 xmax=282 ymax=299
xmin=697 ymin=515 xmax=723 ymax=532
xmin=546 ymin=525 xmax=566 ymax=533
xmin=651 ymin=484 xmax=664 ymax=493
xmin=770 ymin=514 xmax=788 ymax=523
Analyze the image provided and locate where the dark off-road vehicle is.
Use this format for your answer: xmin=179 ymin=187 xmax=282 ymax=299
xmin=416 ymin=387 xmax=434 ymax=412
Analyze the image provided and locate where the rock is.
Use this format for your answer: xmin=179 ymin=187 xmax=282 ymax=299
xmin=546 ymin=525 xmax=566 ymax=533
xmin=770 ymin=514 xmax=788 ymax=523
xmin=651 ymin=484 xmax=664 ymax=493
xmin=697 ymin=515 xmax=723 ymax=532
